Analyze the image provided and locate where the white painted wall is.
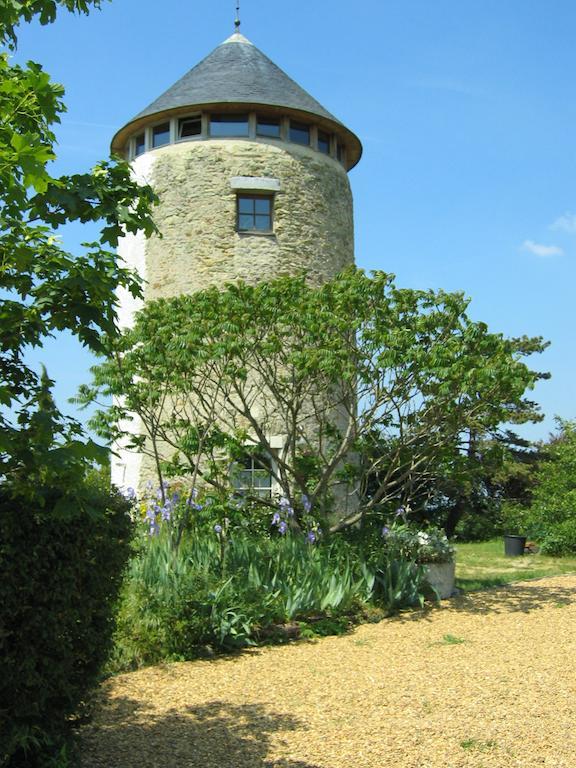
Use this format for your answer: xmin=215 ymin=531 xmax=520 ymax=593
xmin=111 ymin=153 xmax=156 ymax=492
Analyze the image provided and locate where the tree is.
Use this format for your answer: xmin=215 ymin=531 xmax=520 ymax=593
xmin=84 ymin=269 xmax=547 ymax=533
xmin=0 ymin=0 xmax=157 ymax=490
xmin=0 ymin=5 xmax=157 ymax=765
xmin=528 ymin=419 xmax=576 ymax=545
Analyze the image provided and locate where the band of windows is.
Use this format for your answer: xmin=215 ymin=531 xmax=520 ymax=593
xmin=132 ymin=112 xmax=346 ymax=165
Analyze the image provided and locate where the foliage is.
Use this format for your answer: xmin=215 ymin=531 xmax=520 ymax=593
xmin=0 ymin=3 xmax=156 ymax=766
xmin=83 ymin=269 xmax=546 ymax=534
xmin=111 ymin=492 xmax=428 ymax=670
xmin=0 ymin=1 xmax=108 ymax=49
xmin=404 ymin=428 xmax=548 ymax=540
xmin=527 ymin=420 xmax=576 ymax=543
xmin=0 ymin=11 xmax=157 ymax=485
xmin=499 ymin=501 xmax=531 ymax=535
xmin=539 ymin=519 xmax=576 ymax=557
xmin=380 ymin=518 xmax=455 ymax=564
xmin=0 ymin=477 xmax=133 ymax=768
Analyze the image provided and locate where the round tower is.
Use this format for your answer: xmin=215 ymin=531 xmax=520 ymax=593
xmin=111 ymin=31 xmax=362 ymax=493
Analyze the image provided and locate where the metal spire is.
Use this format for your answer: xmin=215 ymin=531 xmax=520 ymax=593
xmin=234 ymin=0 xmax=241 ymax=32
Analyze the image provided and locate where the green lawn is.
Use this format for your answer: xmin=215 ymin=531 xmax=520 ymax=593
xmin=455 ymin=539 xmax=576 ymax=591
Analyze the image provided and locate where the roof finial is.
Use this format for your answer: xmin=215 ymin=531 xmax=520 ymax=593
xmin=234 ymin=0 xmax=241 ymax=32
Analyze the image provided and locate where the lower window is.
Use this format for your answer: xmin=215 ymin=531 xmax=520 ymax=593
xmin=230 ymin=453 xmax=273 ymax=499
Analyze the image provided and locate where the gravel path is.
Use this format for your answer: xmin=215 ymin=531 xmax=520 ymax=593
xmin=80 ymin=575 xmax=576 ymax=768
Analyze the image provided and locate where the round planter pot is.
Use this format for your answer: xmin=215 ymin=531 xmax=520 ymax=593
xmin=504 ymin=534 xmax=526 ymax=557
xmin=424 ymin=560 xmax=456 ymax=599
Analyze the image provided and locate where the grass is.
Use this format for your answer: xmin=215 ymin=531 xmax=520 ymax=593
xmin=438 ymin=634 xmax=466 ymax=645
xmin=460 ymin=738 xmax=497 ymax=752
xmin=455 ymin=539 xmax=576 ymax=591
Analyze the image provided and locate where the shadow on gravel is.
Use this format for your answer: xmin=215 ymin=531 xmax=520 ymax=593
xmin=80 ymin=697 xmax=322 ymax=768
xmin=385 ymin=577 xmax=575 ymax=626
xmin=448 ymin=580 xmax=575 ymax=615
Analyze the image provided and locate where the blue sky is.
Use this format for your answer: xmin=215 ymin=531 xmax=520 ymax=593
xmin=13 ymin=0 xmax=576 ymax=441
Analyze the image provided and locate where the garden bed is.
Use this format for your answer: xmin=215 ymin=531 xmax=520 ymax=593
xmin=80 ymin=574 xmax=576 ymax=768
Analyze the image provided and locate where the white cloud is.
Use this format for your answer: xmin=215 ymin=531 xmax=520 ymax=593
xmin=550 ymin=212 xmax=576 ymax=234
xmin=521 ymin=240 xmax=564 ymax=258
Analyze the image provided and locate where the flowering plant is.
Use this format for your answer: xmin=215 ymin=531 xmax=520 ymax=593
xmin=381 ymin=521 xmax=455 ymax=564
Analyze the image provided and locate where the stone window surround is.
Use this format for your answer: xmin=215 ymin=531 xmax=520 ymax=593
xmin=128 ymin=111 xmax=347 ymax=166
xmin=231 ymin=177 xmax=280 ymax=236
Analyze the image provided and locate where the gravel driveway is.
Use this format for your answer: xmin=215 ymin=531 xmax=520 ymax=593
xmin=80 ymin=574 xmax=576 ymax=768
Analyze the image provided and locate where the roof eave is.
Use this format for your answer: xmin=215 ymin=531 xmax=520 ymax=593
xmin=111 ymin=103 xmax=363 ymax=170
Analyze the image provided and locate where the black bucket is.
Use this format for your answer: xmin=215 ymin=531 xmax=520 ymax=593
xmin=504 ymin=535 xmax=527 ymax=557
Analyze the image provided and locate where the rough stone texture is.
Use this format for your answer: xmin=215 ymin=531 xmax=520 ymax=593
xmin=142 ymin=138 xmax=354 ymax=300
xmin=115 ymin=137 xmax=355 ymax=501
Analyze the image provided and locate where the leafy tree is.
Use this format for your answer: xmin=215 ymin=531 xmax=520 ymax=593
xmin=0 ymin=4 xmax=156 ymax=765
xmin=528 ymin=419 xmax=576 ymax=549
xmin=83 ymin=269 xmax=546 ymax=534
xmin=0 ymin=1 xmax=157 ymax=487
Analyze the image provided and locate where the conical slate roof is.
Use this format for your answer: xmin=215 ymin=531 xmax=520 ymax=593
xmin=111 ymin=32 xmax=362 ymax=168
xmin=135 ymin=33 xmax=341 ymax=125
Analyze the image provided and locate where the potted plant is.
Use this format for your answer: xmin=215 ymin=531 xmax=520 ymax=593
xmin=381 ymin=522 xmax=456 ymax=599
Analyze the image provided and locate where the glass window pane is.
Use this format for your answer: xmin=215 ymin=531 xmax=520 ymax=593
xmin=290 ymin=121 xmax=310 ymax=145
xmin=210 ymin=114 xmax=249 ymax=137
xmin=257 ymin=118 xmax=281 ymax=138
xmin=254 ymin=198 xmax=271 ymax=214
xmin=179 ymin=117 xmax=201 ymax=138
xmin=135 ymin=133 xmax=145 ymax=156
xmin=318 ymin=131 xmax=330 ymax=154
xmin=255 ymin=215 xmax=270 ymax=230
xmin=253 ymin=471 xmax=270 ymax=488
xmin=238 ymin=197 xmax=254 ymax=214
xmin=239 ymin=214 xmax=254 ymax=230
xmin=152 ymin=122 xmax=170 ymax=148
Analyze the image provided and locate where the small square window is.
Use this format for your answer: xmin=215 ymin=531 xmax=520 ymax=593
xmin=257 ymin=117 xmax=281 ymax=138
xmin=135 ymin=133 xmax=146 ymax=157
xmin=237 ymin=194 xmax=273 ymax=233
xmin=318 ymin=131 xmax=330 ymax=155
xmin=289 ymin=121 xmax=310 ymax=145
xmin=179 ymin=116 xmax=201 ymax=138
xmin=231 ymin=453 xmax=273 ymax=499
xmin=152 ymin=122 xmax=170 ymax=148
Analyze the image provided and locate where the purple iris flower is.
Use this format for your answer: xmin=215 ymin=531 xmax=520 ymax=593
xmin=306 ymin=531 xmax=317 ymax=544
xmin=214 ymin=524 xmax=223 ymax=534
xmin=123 ymin=487 xmax=137 ymax=501
xmin=382 ymin=526 xmax=390 ymax=537
xmin=272 ymin=511 xmax=281 ymax=526
xmin=395 ymin=506 xmax=405 ymax=517
xmin=278 ymin=521 xmax=288 ymax=535
xmin=302 ymin=494 xmax=312 ymax=514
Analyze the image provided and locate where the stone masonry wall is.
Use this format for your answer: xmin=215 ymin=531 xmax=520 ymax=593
xmin=142 ymin=138 xmax=354 ymax=299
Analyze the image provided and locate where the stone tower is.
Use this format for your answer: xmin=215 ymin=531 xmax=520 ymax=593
xmin=110 ymin=31 xmax=362 ymax=493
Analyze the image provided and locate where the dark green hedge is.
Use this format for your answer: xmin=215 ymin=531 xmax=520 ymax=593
xmin=0 ymin=482 xmax=133 ymax=767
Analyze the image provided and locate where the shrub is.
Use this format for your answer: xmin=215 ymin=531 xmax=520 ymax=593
xmin=0 ymin=481 xmax=133 ymax=767
xmin=539 ymin=519 xmax=576 ymax=556
xmin=112 ymin=496 xmax=434 ymax=671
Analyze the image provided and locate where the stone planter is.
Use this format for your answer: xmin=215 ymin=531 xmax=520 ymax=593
xmin=424 ymin=560 xmax=456 ymax=599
